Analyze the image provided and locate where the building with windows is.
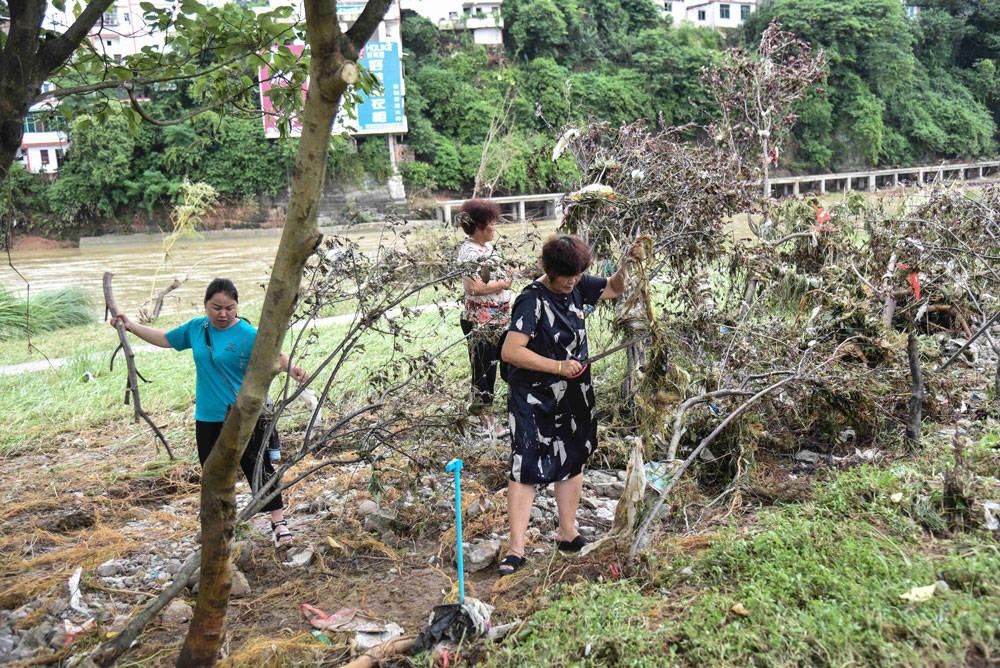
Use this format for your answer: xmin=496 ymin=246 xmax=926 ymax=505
xmin=658 ymin=1 xmax=757 ymax=28
xmin=17 ymin=83 xmax=67 ymax=174
xmin=17 ymin=1 xmax=177 ymax=172
xmin=46 ymin=0 xmax=177 ymax=61
xmin=399 ymin=0 xmax=503 ymax=45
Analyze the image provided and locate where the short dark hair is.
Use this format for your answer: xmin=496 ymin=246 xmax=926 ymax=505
xmin=541 ymin=234 xmax=592 ymax=278
xmin=204 ymin=278 xmax=238 ymax=303
xmin=458 ymin=198 xmax=502 ymax=235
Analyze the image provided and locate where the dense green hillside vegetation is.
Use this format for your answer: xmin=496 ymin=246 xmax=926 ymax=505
xmin=4 ymin=0 xmax=997 ymax=238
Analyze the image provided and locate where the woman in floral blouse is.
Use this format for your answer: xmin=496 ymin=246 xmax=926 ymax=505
xmin=456 ymin=198 xmax=513 ymax=435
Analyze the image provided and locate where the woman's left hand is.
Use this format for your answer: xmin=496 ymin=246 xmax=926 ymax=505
xmin=289 ymin=366 xmax=309 ymax=383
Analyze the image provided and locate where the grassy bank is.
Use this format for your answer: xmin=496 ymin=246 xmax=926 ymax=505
xmin=484 ymin=434 xmax=1000 ymax=667
xmin=0 ymin=282 xmax=636 ymax=457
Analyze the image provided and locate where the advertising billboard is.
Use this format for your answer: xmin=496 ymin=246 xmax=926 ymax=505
xmin=259 ymin=40 xmax=407 ymax=138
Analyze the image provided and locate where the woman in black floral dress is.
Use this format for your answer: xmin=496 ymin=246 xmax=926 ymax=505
xmin=497 ymin=234 xmax=637 ymax=575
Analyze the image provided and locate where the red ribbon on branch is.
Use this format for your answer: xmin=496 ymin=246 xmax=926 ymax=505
xmin=896 ymin=263 xmax=921 ymax=301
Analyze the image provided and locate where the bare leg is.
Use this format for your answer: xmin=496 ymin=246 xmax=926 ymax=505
xmin=554 ymin=474 xmax=583 ymax=542
xmin=270 ymin=508 xmax=291 ymax=542
xmin=506 ymin=480 xmax=535 ymax=557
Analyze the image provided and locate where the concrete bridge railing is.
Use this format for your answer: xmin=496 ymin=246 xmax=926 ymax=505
xmin=767 ymin=159 xmax=1000 ymax=198
xmin=432 ymin=158 xmax=1000 ymax=223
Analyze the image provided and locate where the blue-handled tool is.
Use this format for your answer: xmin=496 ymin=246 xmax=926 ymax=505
xmin=445 ymin=458 xmax=465 ymax=603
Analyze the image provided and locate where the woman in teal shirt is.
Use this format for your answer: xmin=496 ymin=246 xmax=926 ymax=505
xmin=112 ymin=278 xmax=308 ymax=545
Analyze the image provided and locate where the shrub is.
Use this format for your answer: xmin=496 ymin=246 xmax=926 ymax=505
xmin=401 ymin=161 xmax=436 ymax=189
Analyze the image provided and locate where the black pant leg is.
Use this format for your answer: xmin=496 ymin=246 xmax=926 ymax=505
xmin=239 ymin=419 xmax=284 ymax=512
xmin=195 ymin=420 xmax=223 ymax=465
xmin=195 ymin=419 xmax=283 ymax=513
xmin=461 ymin=319 xmax=500 ymax=412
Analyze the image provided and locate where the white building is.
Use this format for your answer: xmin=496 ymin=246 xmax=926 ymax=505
xmin=17 ymin=81 xmax=67 ymax=175
xmin=658 ymin=1 xmax=757 ymax=29
xmin=18 ymin=103 xmax=67 ymax=174
xmin=46 ymin=0 xmax=177 ymax=61
xmin=400 ymin=0 xmax=503 ymax=45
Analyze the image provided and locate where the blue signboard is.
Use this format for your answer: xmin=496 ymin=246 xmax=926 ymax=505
xmin=261 ymin=39 xmax=407 ymax=138
xmin=336 ymin=41 xmax=407 ymax=135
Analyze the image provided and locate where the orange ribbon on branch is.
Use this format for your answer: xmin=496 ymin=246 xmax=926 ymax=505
xmin=896 ymin=263 xmax=921 ymax=301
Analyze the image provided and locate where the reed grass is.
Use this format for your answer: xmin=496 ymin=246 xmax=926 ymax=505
xmin=0 ymin=287 xmax=95 ymax=341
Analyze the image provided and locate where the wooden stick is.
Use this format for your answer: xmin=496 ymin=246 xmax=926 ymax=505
xmin=905 ymin=331 xmax=923 ymax=448
xmin=880 ymin=251 xmax=898 ymax=331
xmin=103 ymin=272 xmax=174 ymax=460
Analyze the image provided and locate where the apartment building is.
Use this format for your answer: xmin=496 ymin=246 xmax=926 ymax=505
xmin=400 ymin=0 xmax=503 ymax=45
xmin=659 ymin=0 xmax=758 ymax=28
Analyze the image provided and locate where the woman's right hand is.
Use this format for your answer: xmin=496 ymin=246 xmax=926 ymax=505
xmin=555 ymin=359 xmax=584 ymax=377
xmin=110 ymin=313 xmax=132 ymax=332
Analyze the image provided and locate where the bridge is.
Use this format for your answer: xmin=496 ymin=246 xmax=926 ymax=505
xmin=768 ymin=159 xmax=1000 ymax=198
xmin=432 ymin=158 xmax=1000 ymax=223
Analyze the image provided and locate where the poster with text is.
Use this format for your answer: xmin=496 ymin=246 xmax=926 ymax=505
xmin=259 ymin=40 xmax=406 ymax=138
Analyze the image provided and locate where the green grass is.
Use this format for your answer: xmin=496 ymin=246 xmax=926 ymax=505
xmin=0 ymin=287 xmax=95 ymax=341
xmin=486 ymin=453 xmax=1000 ymax=667
xmin=670 ymin=510 xmax=997 ymax=665
xmin=0 ymin=301 xmax=478 ymax=456
xmin=0 ymin=344 xmax=197 ymax=456
xmin=484 ymin=582 xmax=675 ymax=667
xmin=0 ymin=275 xmax=651 ymax=458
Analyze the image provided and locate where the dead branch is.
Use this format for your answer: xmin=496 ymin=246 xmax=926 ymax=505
xmin=880 ymin=251 xmax=898 ymax=331
xmin=630 ymin=374 xmax=800 ymax=557
xmin=103 ymin=272 xmax=173 ymax=460
xmin=924 ymin=304 xmax=972 ymax=338
xmin=90 ymin=553 xmax=200 ymax=666
xmin=936 ymin=309 xmax=1000 ymax=371
xmin=139 ymin=277 xmax=183 ymax=323
xmin=666 ymin=389 xmax=753 ymax=462
xmin=905 ymin=331 xmax=923 ymax=448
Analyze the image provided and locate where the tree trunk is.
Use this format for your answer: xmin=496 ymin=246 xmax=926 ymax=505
xmin=905 ymin=331 xmax=923 ymax=448
xmin=0 ymin=1 xmax=45 ymax=183
xmin=0 ymin=0 xmax=116 ymax=183
xmin=176 ymin=1 xmax=391 ymax=665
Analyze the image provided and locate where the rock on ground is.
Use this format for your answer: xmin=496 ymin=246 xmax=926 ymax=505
xmin=464 ymin=539 xmax=502 ymax=572
xmin=161 ymin=599 xmax=193 ymax=625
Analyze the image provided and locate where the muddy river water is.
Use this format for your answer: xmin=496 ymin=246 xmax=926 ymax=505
xmin=1 ymin=220 xmax=551 ymax=316
xmin=1 ymin=222 xmax=456 ymax=316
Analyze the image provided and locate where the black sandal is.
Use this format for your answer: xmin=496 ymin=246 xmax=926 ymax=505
xmin=556 ymin=535 xmax=589 ymax=553
xmin=271 ymin=520 xmax=292 ymax=546
xmin=497 ymin=554 xmax=526 ymax=576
